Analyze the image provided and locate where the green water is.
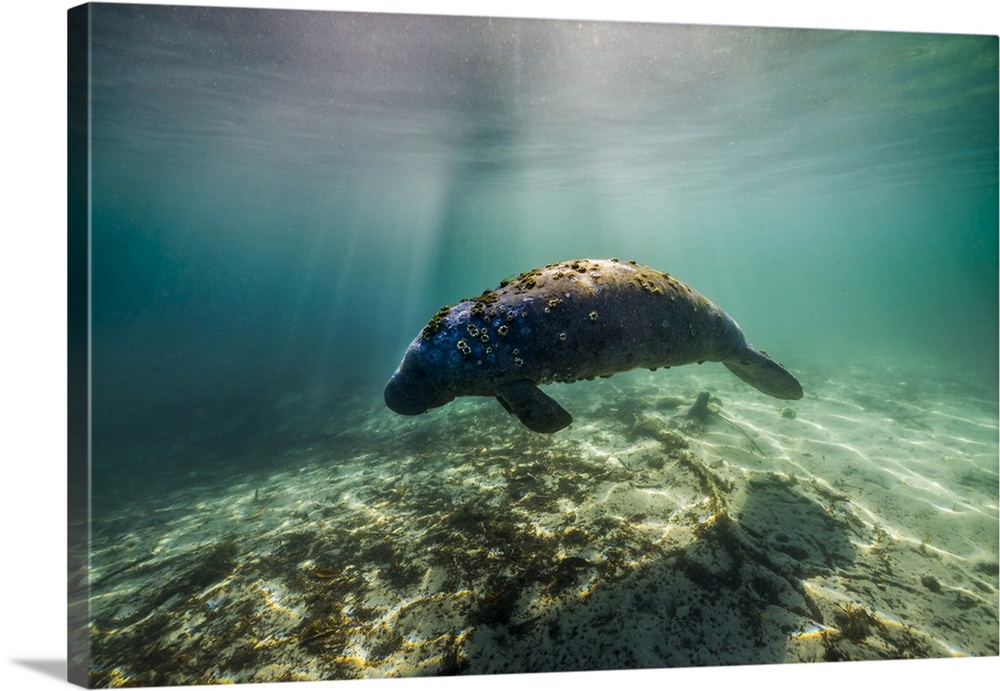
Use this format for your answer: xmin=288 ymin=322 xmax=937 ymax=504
xmin=86 ymin=4 xmax=996 ymax=509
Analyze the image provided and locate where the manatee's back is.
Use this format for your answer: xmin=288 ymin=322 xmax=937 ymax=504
xmin=460 ymin=259 xmax=747 ymax=387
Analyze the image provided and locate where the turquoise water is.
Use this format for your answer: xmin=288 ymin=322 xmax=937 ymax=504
xmin=89 ymin=7 xmax=997 ymax=497
xmin=79 ymin=4 xmax=998 ymax=684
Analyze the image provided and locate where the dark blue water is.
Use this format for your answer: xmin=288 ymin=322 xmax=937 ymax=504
xmin=87 ymin=5 xmax=998 ymax=508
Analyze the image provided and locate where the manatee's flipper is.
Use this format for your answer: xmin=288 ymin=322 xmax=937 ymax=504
xmin=495 ymin=380 xmax=573 ymax=433
xmin=723 ymin=347 xmax=803 ymax=400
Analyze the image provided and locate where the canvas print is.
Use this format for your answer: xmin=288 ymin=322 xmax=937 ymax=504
xmin=67 ymin=3 xmax=999 ymax=687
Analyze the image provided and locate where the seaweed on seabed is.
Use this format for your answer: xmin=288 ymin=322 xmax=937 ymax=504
xmin=187 ymin=537 xmax=240 ymax=589
xmin=675 ymin=452 xmax=732 ymax=507
xmin=298 ymin=610 xmax=350 ymax=655
xmin=438 ymin=634 xmax=468 ymax=675
xmin=547 ymin=556 xmax=596 ymax=594
xmin=139 ymin=536 xmax=241 ymax=612
xmin=682 ymin=512 xmax=746 ymax=589
xmin=818 ymin=602 xmax=889 ymax=661
xmin=87 ymin=537 xmax=246 ymax=687
xmin=834 ymin=602 xmax=882 ymax=643
xmin=469 ymin=573 xmax=527 ymax=627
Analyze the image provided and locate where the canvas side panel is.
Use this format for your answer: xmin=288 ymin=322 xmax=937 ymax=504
xmin=67 ymin=3 xmax=92 ymax=688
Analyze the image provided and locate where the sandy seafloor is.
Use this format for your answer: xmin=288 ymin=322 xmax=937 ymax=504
xmin=80 ymin=354 xmax=999 ymax=687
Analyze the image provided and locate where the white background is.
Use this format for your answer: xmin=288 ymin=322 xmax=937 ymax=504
xmin=1 ymin=1 xmax=997 ymax=690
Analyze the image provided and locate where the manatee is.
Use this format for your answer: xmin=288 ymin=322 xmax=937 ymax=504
xmin=384 ymin=258 xmax=802 ymax=433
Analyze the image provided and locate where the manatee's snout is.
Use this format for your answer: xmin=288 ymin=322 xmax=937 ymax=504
xmin=384 ymin=372 xmax=430 ymax=415
xmin=383 ymin=362 xmax=452 ymax=416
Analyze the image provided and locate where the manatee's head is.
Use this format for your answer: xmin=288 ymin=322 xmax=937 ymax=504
xmin=383 ymin=341 xmax=455 ymax=416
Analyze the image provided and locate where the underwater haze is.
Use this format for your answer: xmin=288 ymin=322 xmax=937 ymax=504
xmin=80 ymin=4 xmax=999 ymax=684
xmin=90 ymin=6 xmax=997 ymax=496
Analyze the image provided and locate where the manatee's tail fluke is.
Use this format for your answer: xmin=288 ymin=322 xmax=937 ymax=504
xmin=723 ymin=347 xmax=803 ymax=400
